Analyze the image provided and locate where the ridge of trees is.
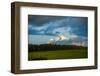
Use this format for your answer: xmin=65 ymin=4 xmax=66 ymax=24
xmin=28 ymin=44 xmax=87 ymax=52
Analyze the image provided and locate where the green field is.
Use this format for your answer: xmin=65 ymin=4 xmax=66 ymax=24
xmin=28 ymin=49 xmax=88 ymax=61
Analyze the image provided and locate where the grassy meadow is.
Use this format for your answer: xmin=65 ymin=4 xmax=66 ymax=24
xmin=28 ymin=44 xmax=88 ymax=61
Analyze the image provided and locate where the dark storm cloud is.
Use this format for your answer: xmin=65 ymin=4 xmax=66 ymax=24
xmin=28 ymin=15 xmax=68 ymax=26
xmin=28 ymin=15 xmax=88 ymax=37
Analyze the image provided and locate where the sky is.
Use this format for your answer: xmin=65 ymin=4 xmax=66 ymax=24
xmin=28 ymin=15 xmax=88 ymax=46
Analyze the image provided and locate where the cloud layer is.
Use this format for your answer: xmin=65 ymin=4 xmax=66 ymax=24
xmin=28 ymin=15 xmax=88 ymax=46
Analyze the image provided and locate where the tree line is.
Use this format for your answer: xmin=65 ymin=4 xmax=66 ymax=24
xmin=28 ymin=44 xmax=87 ymax=52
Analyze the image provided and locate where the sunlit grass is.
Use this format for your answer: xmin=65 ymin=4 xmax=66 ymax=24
xmin=28 ymin=49 xmax=88 ymax=61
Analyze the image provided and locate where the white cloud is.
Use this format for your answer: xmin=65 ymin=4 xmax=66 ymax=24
xmin=47 ymin=34 xmax=87 ymax=46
